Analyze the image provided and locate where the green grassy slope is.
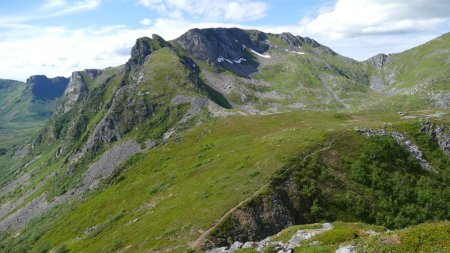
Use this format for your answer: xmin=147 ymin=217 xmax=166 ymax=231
xmin=0 ymin=79 xmax=57 ymax=185
xmin=365 ymin=33 xmax=450 ymax=110
xmin=0 ymin=29 xmax=449 ymax=253
xmin=1 ymin=109 xmax=448 ymax=253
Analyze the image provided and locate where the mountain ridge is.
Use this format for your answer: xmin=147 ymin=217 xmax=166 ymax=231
xmin=0 ymin=27 xmax=448 ymax=253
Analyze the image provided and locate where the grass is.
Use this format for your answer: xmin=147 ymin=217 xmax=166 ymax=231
xmin=1 ymin=31 xmax=449 ymax=253
xmin=259 ymin=221 xmax=449 ymax=253
xmin=0 ymin=110 xmax=404 ymax=253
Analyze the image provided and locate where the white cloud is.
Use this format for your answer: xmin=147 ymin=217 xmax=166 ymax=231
xmin=1 ymin=0 xmax=449 ymax=80
xmin=137 ymin=0 xmax=268 ymax=21
xmin=299 ymin=0 xmax=450 ymax=39
xmin=0 ymin=19 xmax=244 ymax=80
xmin=0 ymin=0 xmax=102 ymax=26
xmin=139 ymin=18 xmax=152 ymax=26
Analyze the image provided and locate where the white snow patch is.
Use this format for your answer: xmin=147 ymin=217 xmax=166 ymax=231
xmin=242 ymin=44 xmax=247 ymax=50
xmin=292 ymin=51 xmax=305 ymax=55
xmin=217 ymin=56 xmax=233 ymax=64
xmin=218 ymin=56 xmax=246 ymax=64
xmin=250 ymin=49 xmax=271 ymax=58
xmin=234 ymin=39 xmax=239 ymax=43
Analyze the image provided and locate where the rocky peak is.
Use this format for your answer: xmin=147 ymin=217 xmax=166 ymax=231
xmin=58 ymin=71 xmax=88 ymax=113
xmin=128 ymin=34 xmax=169 ymax=67
xmin=26 ymin=75 xmax=69 ymax=101
xmin=274 ymin=32 xmax=335 ymax=55
xmin=175 ymin=28 xmax=269 ymax=64
xmin=366 ymin=53 xmax=390 ymax=70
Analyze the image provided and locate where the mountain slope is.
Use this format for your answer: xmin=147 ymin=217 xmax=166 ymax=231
xmin=0 ymin=76 xmax=68 ymax=185
xmin=365 ymin=32 xmax=450 ymax=109
xmin=0 ymin=28 xmax=449 ymax=253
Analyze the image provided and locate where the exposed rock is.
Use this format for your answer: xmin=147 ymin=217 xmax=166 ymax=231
xmin=13 ymin=144 xmax=30 ymax=158
xmin=202 ymin=189 xmax=297 ymax=249
xmin=128 ymin=34 xmax=169 ymax=67
xmin=428 ymin=91 xmax=450 ymax=108
xmin=175 ymin=28 xmax=268 ymax=76
xmin=58 ymin=71 xmax=89 ymax=113
xmin=171 ymin=95 xmax=210 ymax=123
xmin=276 ymin=32 xmax=336 ymax=55
xmin=0 ymin=187 xmax=80 ymax=232
xmin=366 ymin=53 xmax=390 ymax=71
xmin=0 ymin=172 xmax=30 ymax=198
xmin=421 ymin=121 xmax=450 ymax=157
xmin=369 ymin=75 xmax=385 ymax=91
xmin=205 ymin=223 xmax=333 ymax=253
xmin=82 ymin=139 xmax=143 ymax=190
xmin=26 ymin=75 xmax=69 ymax=101
xmin=335 ymin=245 xmax=356 ymax=253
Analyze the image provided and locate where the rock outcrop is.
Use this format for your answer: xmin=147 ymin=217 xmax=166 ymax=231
xmin=58 ymin=71 xmax=89 ymax=113
xmin=276 ymin=32 xmax=336 ymax=55
xmin=421 ymin=121 xmax=450 ymax=157
xmin=26 ymin=75 xmax=69 ymax=101
xmin=366 ymin=53 xmax=390 ymax=71
xmin=128 ymin=34 xmax=169 ymax=67
xmin=206 ymin=223 xmax=333 ymax=253
xmin=175 ymin=28 xmax=268 ymax=76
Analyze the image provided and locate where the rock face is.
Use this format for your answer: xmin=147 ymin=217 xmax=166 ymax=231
xmin=421 ymin=121 xmax=450 ymax=157
xmin=128 ymin=34 xmax=169 ymax=67
xmin=203 ymin=179 xmax=304 ymax=249
xmin=26 ymin=75 xmax=69 ymax=101
xmin=58 ymin=71 xmax=89 ymax=113
xmin=366 ymin=53 xmax=390 ymax=71
xmin=205 ymin=223 xmax=333 ymax=253
xmin=276 ymin=32 xmax=336 ymax=55
xmin=176 ymin=28 xmax=268 ymax=63
xmin=175 ymin=28 xmax=268 ymax=76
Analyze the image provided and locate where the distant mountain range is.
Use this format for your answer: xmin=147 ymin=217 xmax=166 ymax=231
xmin=0 ymin=28 xmax=448 ymax=253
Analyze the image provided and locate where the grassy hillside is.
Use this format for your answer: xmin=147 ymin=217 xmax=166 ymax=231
xmin=0 ymin=79 xmax=57 ymax=185
xmin=0 ymin=29 xmax=449 ymax=253
xmin=1 ymin=109 xmax=448 ymax=252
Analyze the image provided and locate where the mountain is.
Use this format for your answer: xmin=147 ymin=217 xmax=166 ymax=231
xmin=0 ymin=76 xmax=68 ymax=187
xmin=0 ymin=28 xmax=448 ymax=253
xmin=26 ymin=75 xmax=69 ymax=101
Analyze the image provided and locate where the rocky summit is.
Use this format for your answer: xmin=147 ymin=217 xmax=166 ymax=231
xmin=26 ymin=75 xmax=69 ymax=101
xmin=0 ymin=28 xmax=449 ymax=253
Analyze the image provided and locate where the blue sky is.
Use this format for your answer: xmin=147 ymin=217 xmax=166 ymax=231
xmin=0 ymin=0 xmax=449 ymax=80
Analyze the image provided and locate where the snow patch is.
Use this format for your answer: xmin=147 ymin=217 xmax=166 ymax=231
xmin=217 ymin=56 xmax=233 ymax=64
xmin=250 ymin=49 xmax=271 ymax=58
xmin=291 ymin=51 xmax=305 ymax=55
xmin=217 ymin=56 xmax=247 ymax=64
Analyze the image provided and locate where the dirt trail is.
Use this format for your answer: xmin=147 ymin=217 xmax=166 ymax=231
xmin=190 ymin=132 xmax=348 ymax=249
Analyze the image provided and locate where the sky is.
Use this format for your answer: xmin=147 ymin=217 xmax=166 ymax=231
xmin=0 ymin=0 xmax=449 ymax=81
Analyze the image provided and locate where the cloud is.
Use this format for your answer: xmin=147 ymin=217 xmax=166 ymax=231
xmin=137 ymin=0 xmax=268 ymax=21
xmin=0 ymin=0 xmax=102 ymax=26
xmin=0 ymin=19 xmax=239 ymax=80
xmin=1 ymin=0 xmax=449 ymax=80
xmin=299 ymin=0 xmax=450 ymax=39
xmin=139 ymin=18 xmax=152 ymax=26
